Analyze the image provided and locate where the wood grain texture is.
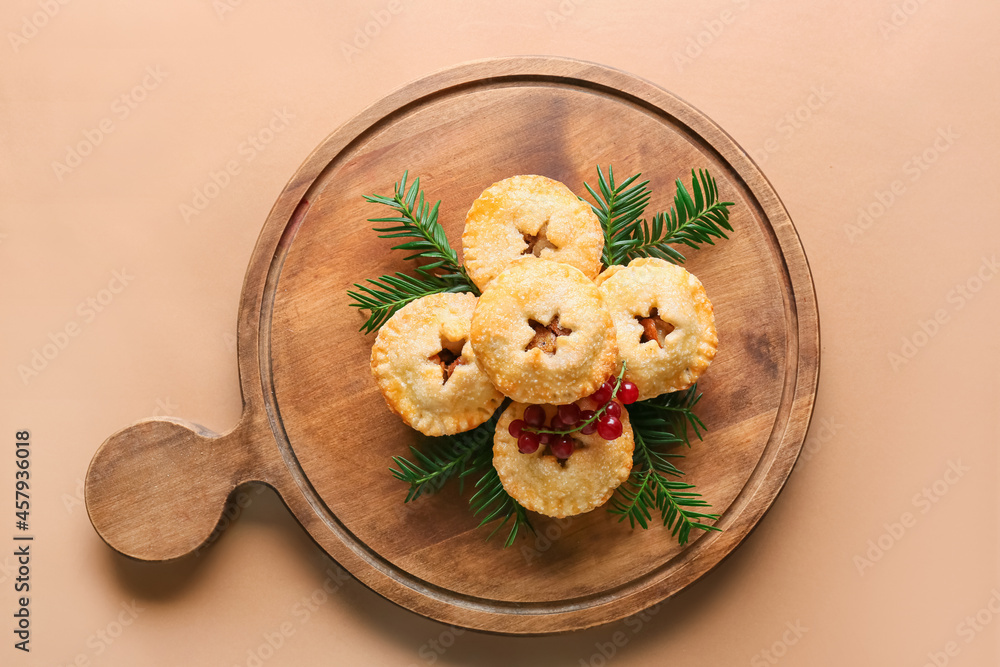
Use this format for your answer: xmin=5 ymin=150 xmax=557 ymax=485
xmin=85 ymin=57 xmax=820 ymax=634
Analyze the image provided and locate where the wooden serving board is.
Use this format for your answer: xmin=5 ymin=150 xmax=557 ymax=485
xmin=85 ymin=57 xmax=819 ymax=634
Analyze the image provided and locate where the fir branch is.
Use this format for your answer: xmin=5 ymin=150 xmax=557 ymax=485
xmin=347 ymin=272 xmax=469 ymax=335
xmin=623 ymin=169 xmax=734 ymax=264
xmin=626 ymin=384 xmax=705 ymax=448
xmin=610 ymin=431 xmax=720 ymax=543
xmin=389 ymin=414 xmax=498 ymax=503
xmin=469 ymin=463 xmax=534 ymax=548
xmin=389 ymin=406 xmax=533 ymax=547
xmin=350 ymin=172 xmax=479 ymax=334
xmin=609 ymin=385 xmax=720 ymax=543
xmin=364 ymin=171 xmax=477 ymax=291
xmin=584 ymin=166 xmax=652 ymax=268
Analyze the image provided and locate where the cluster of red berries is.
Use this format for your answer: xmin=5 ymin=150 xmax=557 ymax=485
xmin=507 ymin=376 xmax=640 ymax=459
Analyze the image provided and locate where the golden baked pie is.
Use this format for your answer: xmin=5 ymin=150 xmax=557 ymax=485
xmin=470 ymin=258 xmax=618 ymax=405
xmin=493 ymin=401 xmax=634 ymax=518
xmin=598 ymin=258 xmax=717 ymax=400
xmin=370 ymin=292 xmax=504 ymax=436
xmin=462 ymin=175 xmax=604 ymax=291
xmin=592 ymin=262 xmax=626 ymax=286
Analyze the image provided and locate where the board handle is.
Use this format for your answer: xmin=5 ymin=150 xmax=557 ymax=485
xmin=85 ymin=417 xmax=266 ymax=561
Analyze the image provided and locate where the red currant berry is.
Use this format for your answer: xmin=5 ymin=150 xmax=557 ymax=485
xmin=579 ymin=410 xmax=598 ymax=435
xmin=539 ymin=432 xmax=554 ymax=445
xmin=549 ymin=435 xmax=575 ymax=459
xmin=558 ymin=403 xmax=581 ymax=425
xmin=508 ymin=419 xmax=526 ymax=438
xmin=518 ymin=432 xmax=540 ymax=454
xmin=605 ymin=401 xmax=622 ymax=419
xmin=590 ymin=383 xmax=612 ymax=405
xmin=597 ymin=414 xmax=623 ymax=440
xmin=619 ymin=381 xmax=639 ymax=405
xmin=523 ymin=405 xmax=546 ymax=427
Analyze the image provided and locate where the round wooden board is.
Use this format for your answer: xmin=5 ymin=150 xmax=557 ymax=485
xmin=85 ymin=57 xmax=819 ymax=635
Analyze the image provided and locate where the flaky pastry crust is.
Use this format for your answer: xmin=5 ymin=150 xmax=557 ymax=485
xmin=462 ymin=175 xmax=604 ymax=291
xmin=598 ymin=258 xmax=717 ymax=400
xmin=493 ymin=401 xmax=634 ymax=518
xmin=470 ymin=258 xmax=618 ymax=405
xmin=370 ymin=293 xmax=504 ymax=436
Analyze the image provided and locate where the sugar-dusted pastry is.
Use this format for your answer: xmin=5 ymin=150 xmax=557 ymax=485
xmin=371 ymin=292 xmax=504 ymax=436
xmin=598 ymin=257 xmax=717 ymax=400
xmin=592 ymin=262 xmax=626 ymax=286
xmin=462 ymin=175 xmax=604 ymax=291
xmin=470 ymin=258 xmax=618 ymax=405
xmin=493 ymin=401 xmax=634 ymax=518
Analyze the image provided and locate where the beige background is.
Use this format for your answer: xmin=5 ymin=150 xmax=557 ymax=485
xmin=2 ymin=1 xmax=998 ymax=665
